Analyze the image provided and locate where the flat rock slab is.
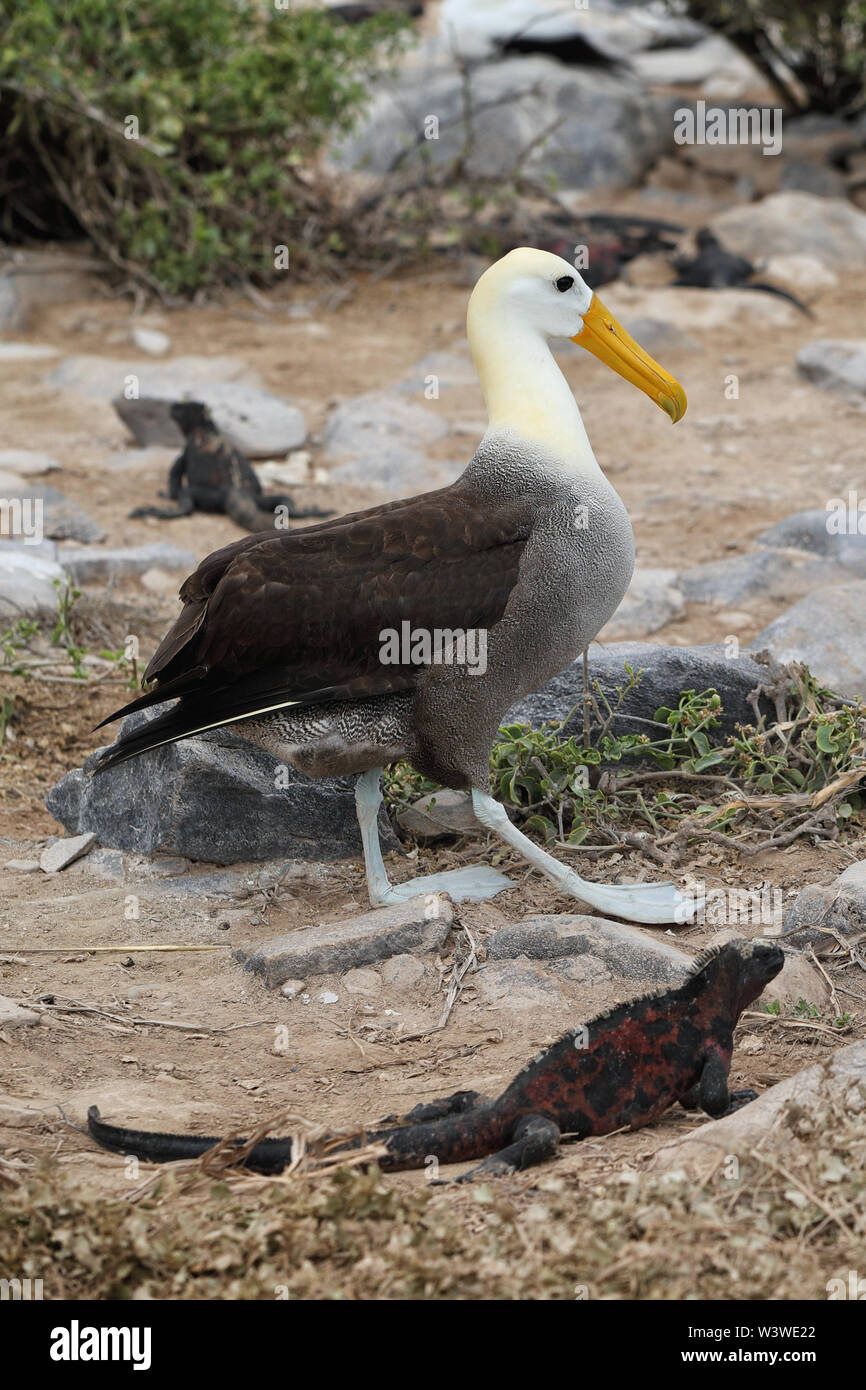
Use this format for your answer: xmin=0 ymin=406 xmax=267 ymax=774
xmin=0 ymin=548 xmax=66 ymax=621
xmin=0 ymin=450 xmax=60 ymax=475
xmin=488 ymin=913 xmax=691 ymax=986
xmin=236 ymin=894 xmax=453 ymax=987
xmin=0 ymin=343 xmax=58 ymax=362
xmin=60 ymin=543 xmax=194 ymax=583
xmin=40 ymin=831 xmax=96 ymax=874
xmin=395 ymin=351 xmax=478 ymax=396
xmin=113 ymin=383 xmax=306 ymax=457
xmin=1 ymin=482 xmax=103 ymax=544
xmin=112 ymin=397 xmax=184 ymax=448
xmin=606 ymin=283 xmax=797 ymax=330
xmin=677 ymin=549 xmax=845 ymax=605
xmin=653 ymin=1040 xmax=866 ymax=1179
xmin=0 ymin=995 xmax=40 ymax=1029
xmin=475 ymin=958 xmax=567 ymax=1010
xmin=46 ymin=712 xmax=398 ymax=864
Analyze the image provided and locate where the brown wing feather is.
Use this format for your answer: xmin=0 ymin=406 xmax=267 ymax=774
xmin=142 ymin=482 xmax=529 ymax=715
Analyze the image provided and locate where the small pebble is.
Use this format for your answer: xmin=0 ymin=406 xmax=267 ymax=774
xmin=318 ymin=990 xmax=339 ymax=1005
xmin=380 ymin=954 xmax=425 ymax=991
xmin=4 ymin=859 xmax=40 ymax=873
xmin=280 ymin=979 xmax=305 ymax=999
xmin=342 ymin=967 xmax=382 ymax=996
xmin=132 ymin=326 xmax=171 ymax=356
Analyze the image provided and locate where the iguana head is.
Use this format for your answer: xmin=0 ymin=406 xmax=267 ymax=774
xmin=731 ymin=938 xmax=785 ymax=1012
xmin=170 ymin=400 xmax=214 ymax=436
xmin=691 ymin=937 xmax=784 ymax=1017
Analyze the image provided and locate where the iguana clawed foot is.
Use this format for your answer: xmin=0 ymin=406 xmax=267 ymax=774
xmin=457 ymin=1114 xmax=560 ymax=1183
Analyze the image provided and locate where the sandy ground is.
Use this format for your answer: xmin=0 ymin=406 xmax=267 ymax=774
xmin=1 ymin=236 xmax=865 ymax=1219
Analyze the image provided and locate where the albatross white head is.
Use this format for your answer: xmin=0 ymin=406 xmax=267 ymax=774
xmin=467 ymin=246 xmax=687 ymax=473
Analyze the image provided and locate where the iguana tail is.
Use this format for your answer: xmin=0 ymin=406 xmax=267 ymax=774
xmin=224 ymin=487 xmax=332 ymax=532
xmin=87 ymin=1107 xmax=293 ymax=1174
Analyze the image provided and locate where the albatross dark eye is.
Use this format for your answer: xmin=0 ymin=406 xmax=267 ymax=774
xmin=555 ymin=275 xmax=574 ymax=292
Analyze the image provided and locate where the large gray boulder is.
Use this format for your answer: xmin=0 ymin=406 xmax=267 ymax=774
xmin=756 ymin=509 xmax=866 ymax=574
xmin=46 ymin=712 xmax=398 ymax=865
xmin=752 ymin=582 xmax=866 ymax=701
xmin=187 ymin=384 xmax=307 ymax=459
xmin=113 ymin=383 xmax=306 ymax=458
xmin=678 ymin=551 xmax=794 ymax=605
xmin=507 ymin=642 xmax=776 ymax=738
xmin=488 ymin=913 xmax=691 ymax=986
xmin=796 ymin=339 xmax=866 ymax=401
xmin=630 ymin=34 xmax=761 ymax=92
xmin=678 ymin=547 xmax=856 ymax=605
xmin=322 ymin=390 xmax=454 ymax=490
xmin=709 ymin=193 xmax=866 ymax=271
xmin=783 ymin=861 xmax=866 ymax=949
xmin=331 ymin=46 xmax=674 ymax=192
xmin=602 ymin=568 xmax=684 ymax=639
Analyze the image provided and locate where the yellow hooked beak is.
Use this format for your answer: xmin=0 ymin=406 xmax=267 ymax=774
xmin=572 ymin=294 xmax=687 ymax=423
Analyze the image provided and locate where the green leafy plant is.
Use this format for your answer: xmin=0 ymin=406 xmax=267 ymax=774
xmin=50 ymin=578 xmax=89 ymax=678
xmin=667 ymin=0 xmax=866 ymax=114
xmin=386 ymin=660 xmax=866 ymax=861
xmin=1 ymin=616 xmax=39 ymax=672
xmin=0 ymin=0 xmax=408 ymax=294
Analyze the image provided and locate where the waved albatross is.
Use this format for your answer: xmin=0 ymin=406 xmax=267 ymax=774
xmin=95 ymin=248 xmax=688 ymax=923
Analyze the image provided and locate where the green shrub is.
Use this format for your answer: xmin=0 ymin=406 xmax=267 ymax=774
xmin=0 ymin=0 xmax=407 ymax=294
xmin=669 ymin=1 xmax=866 ymax=114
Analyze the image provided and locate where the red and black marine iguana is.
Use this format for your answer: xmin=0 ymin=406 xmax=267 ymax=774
xmin=88 ymin=938 xmax=783 ymax=1181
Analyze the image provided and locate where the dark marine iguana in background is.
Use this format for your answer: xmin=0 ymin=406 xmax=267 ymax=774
xmin=129 ymin=401 xmax=332 ymax=531
xmin=674 ymin=229 xmax=812 ymax=316
xmin=88 ymin=938 xmax=783 ymax=1181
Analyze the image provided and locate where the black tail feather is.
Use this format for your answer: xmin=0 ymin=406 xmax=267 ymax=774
xmin=93 ymin=701 xmax=212 ymax=772
xmin=93 ymin=667 xmax=208 ymax=730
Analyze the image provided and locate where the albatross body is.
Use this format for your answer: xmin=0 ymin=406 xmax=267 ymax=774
xmin=96 ymin=248 xmax=688 ymax=923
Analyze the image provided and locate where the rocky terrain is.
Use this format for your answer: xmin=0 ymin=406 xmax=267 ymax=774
xmin=2 ymin=0 xmax=866 ymax=1301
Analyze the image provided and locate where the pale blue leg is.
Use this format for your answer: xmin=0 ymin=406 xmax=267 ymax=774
xmin=355 ymin=768 xmax=513 ymax=906
xmin=471 ymin=789 xmax=698 ymax=926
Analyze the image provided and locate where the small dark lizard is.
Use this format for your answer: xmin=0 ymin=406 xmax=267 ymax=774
xmin=129 ymin=401 xmax=332 ymax=531
xmin=88 ymin=937 xmax=783 ymax=1181
xmin=674 ymin=229 xmax=812 ymax=316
